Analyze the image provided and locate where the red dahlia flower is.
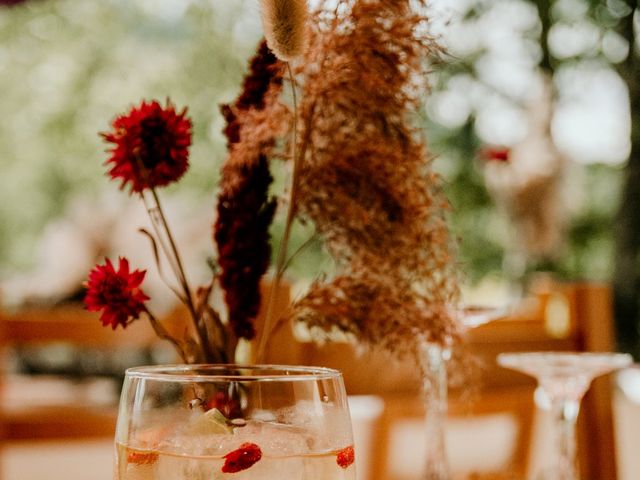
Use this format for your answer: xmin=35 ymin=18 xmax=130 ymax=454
xmin=84 ymin=257 xmax=150 ymax=329
xmin=102 ymin=100 xmax=192 ymax=193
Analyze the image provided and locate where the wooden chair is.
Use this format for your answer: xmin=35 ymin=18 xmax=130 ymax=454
xmin=0 ymin=304 xmax=158 ymax=442
xmin=0 ymin=281 xmax=291 ymax=449
xmin=365 ymin=386 xmax=535 ymax=479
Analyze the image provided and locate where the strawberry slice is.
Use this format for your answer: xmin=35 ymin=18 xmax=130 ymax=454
xmin=222 ymin=442 xmax=262 ymax=473
xmin=336 ymin=445 xmax=354 ymax=469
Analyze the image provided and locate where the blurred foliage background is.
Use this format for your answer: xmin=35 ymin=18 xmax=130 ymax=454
xmin=0 ymin=0 xmax=261 ymax=271
xmin=428 ymin=0 xmax=630 ymax=283
xmin=0 ymin=0 xmax=638 ymax=352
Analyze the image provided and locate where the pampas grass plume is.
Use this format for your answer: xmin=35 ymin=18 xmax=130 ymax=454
xmin=260 ymin=0 xmax=308 ymax=61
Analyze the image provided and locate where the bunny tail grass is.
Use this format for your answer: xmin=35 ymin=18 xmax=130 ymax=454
xmin=260 ymin=0 xmax=308 ymax=61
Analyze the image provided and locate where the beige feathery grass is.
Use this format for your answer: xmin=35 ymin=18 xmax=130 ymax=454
xmin=259 ymin=0 xmax=308 ymax=61
xmin=287 ymin=0 xmax=460 ymax=357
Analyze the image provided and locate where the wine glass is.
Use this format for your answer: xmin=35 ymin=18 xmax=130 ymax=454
xmin=420 ymin=305 xmax=509 ymax=479
xmin=115 ymin=364 xmax=356 ymax=480
xmin=497 ymin=352 xmax=632 ymax=480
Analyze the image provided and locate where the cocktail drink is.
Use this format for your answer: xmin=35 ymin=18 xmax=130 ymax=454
xmin=115 ymin=365 xmax=356 ymax=480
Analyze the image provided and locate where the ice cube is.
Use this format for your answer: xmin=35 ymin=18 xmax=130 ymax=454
xmin=186 ymin=408 xmax=232 ymax=435
xmin=233 ymin=420 xmax=311 ymax=456
xmin=159 ymin=431 xmax=242 ymax=456
xmin=275 ymin=401 xmax=353 ymax=452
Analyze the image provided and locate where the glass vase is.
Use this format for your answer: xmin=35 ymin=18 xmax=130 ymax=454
xmin=419 ymin=340 xmax=452 ymax=480
xmin=419 ymin=306 xmax=507 ymax=480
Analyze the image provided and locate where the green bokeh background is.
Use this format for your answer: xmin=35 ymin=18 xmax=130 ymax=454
xmin=0 ymin=0 xmax=626 ymax=294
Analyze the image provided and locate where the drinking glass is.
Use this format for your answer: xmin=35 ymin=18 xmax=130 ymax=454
xmin=497 ymin=352 xmax=632 ymax=480
xmin=115 ymin=364 xmax=356 ymax=480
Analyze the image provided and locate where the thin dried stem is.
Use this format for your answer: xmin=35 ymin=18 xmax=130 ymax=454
xmin=144 ymin=309 xmax=191 ymax=363
xmin=257 ymin=63 xmax=299 ymax=362
xmin=282 ymin=234 xmax=319 ymax=273
xmin=140 ymin=198 xmax=186 ymax=294
xmin=137 ymin=227 xmax=188 ymax=303
xmin=145 ymin=188 xmax=207 ymax=358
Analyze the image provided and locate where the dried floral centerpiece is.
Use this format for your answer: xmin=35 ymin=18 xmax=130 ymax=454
xmin=84 ymin=51 xmax=287 ymax=364
xmin=84 ymin=0 xmax=459 ymax=367
xmin=85 ymin=1 xmax=461 ymax=478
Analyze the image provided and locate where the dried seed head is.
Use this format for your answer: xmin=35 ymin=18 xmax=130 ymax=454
xmin=259 ymin=0 xmax=308 ymax=61
xmin=290 ymin=0 xmax=460 ymax=356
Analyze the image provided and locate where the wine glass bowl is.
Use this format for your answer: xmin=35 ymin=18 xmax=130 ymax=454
xmin=498 ymin=352 xmax=632 ymax=402
xmin=497 ymin=351 xmax=632 ymax=480
xmin=497 ymin=352 xmax=632 ymax=382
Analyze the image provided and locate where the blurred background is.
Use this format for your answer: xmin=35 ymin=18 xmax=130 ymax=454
xmin=1 ymin=0 xmax=638 ymax=355
xmin=1 ymin=0 xmax=640 ymax=479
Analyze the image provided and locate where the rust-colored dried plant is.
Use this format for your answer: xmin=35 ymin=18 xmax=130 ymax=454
xmin=215 ymin=40 xmax=291 ymax=356
xmin=289 ymin=0 xmax=460 ymax=354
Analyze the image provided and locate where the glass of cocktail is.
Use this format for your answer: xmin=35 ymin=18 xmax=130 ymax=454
xmin=115 ymin=365 xmax=355 ymax=480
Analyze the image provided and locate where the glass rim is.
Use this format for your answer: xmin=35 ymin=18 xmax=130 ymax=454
xmin=497 ymin=351 xmax=633 ymax=366
xmin=124 ymin=364 xmax=344 ymax=382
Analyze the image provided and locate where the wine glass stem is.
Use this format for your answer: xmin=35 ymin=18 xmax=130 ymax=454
xmin=420 ymin=342 xmax=451 ymax=480
xmin=553 ymin=398 xmax=580 ymax=480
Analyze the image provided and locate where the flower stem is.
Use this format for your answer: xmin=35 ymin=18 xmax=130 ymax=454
xmin=144 ymin=309 xmax=190 ymax=363
xmin=257 ymin=63 xmax=300 ymax=362
xmin=147 ymin=187 xmax=208 ymax=360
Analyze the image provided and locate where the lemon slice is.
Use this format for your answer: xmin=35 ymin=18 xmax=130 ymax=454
xmin=189 ymin=408 xmax=233 ymax=435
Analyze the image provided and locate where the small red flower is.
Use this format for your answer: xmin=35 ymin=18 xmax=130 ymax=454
xmin=102 ymin=99 xmax=192 ymax=193
xmin=222 ymin=443 xmax=262 ymax=473
xmin=480 ymin=146 xmax=510 ymax=163
xmin=126 ymin=449 xmax=158 ymax=466
xmin=336 ymin=445 xmax=355 ymax=469
xmin=84 ymin=257 xmax=149 ymax=329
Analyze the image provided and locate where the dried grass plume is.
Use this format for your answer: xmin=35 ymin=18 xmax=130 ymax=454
xmin=290 ymin=0 xmax=460 ymax=356
xmin=259 ymin=0 xmax=308 ymax=61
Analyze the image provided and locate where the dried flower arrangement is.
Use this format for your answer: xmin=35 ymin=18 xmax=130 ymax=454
xmin=288 ymin=0 xmax=460 ymax=353
xmin=84 ymin=0 xmax=459 ymax=364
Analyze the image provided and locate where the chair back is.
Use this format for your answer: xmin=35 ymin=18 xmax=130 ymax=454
xmin=0 ymin=304 xmax=158 ymax=442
